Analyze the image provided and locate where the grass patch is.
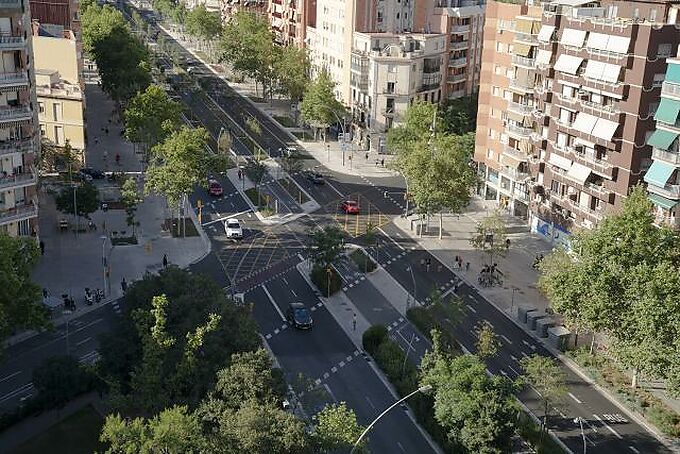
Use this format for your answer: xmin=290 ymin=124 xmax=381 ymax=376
xmin=349 ymin=249 xmax=376 ymax=273
xmin=163 ymin=218 xmax=199 ymax=237
xmin=273 ymin=115 xmax=296 ymax=127
xmin=292 ymin=130 xmax=314 ymax=142
xmin=310 ymin=265 xmax=342 ymax=297
xmin=567 ymin=347 xmax=680 ymax=438
xmin=244 ymin=188 xmax=275 ymax=217
xmin=278 ymin=177 xmax=310 ymax=204
xmin=13 ymin=405 xmax=104 ymax=454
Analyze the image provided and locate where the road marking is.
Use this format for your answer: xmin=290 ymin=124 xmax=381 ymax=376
xmin=331 ymin=366 xmax=337 ymax=373
xmin=202 ymin=209 xmax=252 ymax=226
xmin=291 ymin=289 xmax=297 ymax=297
xmin=484 ymin=320 xmax=495 ymax=329
xmin=629 ymin=446 xmax=640 ymax=454
xmin=0 ymin=382 xmax=33 ymax=403
xmin=0 ymin=371 xmax=21 ymax=383
xmin=376 ymin=227 xmax=405 ymax=251
xmin=510 ymin=355 xmax=518 ymax=362
xmin=397 ymin=442 xmax=406 ymax=453
xmin=282 ymin=277 xmax=289 ymax=285
xmin=499 ymin=334 xmax=512 ymax=345
xmin=75 ymin=337 xmax=92 ymax=347
xmin=326 ymin=180 xmax=344 ymax=197
xmin=592 ymin=414 xmax=623 ymax=439
xmin=568 ymin=392 xmax=582 ymax=404
xmin=499 ymin=369 xmax=508 ymax=376
xmin=465 ymin=304 xmax=477 ymax=313
xmin=520 ymin=351 xmax=530 ymax=358
xmin=261 ymin=284 xmax=286 ymax=321
xmin=339 ymin=361 xmax=345 ymax=367
xmin=507 ymin=365 xmax=521 ymax=377
xmin=365 ymin=396 xmax=377 ymax=410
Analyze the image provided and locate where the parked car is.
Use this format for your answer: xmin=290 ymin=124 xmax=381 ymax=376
xmin=286 ymin=302 xmax=313 ymax=329
xmin=340 ymin=200 xmax=360 ymax=214
xmin=224 ymin=218 xmax=243 ymax=239
xmin=208 ymin=179 xmax=223 ymax=196
xmin=80 ymin=168 xmax=105 ymax=179
xmin=306 ymin=171 xmax=325 ymax=185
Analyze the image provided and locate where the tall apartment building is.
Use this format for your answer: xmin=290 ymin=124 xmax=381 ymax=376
xmin=645 ymin=53 xmax=680 ymax=227
xmin=218 ymin=0 xmax=267 ymax=23
xmin=475 ymin=0 xmax=680 ymax=244
xmin=0 ymin=0 xmax=40 ymax=237
xmin=269 ymin=0 xmax=307 ymax=47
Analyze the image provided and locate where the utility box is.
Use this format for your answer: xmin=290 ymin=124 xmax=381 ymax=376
xmin=548 ymin=326 xmax=572 ymax=351
xmin=517 ymin=305 xmax=536 ymax=324
xmin=536 ymin=316 xmax=556 ymax=338
xmin=527 ymin=311 xmax=548 ymax=330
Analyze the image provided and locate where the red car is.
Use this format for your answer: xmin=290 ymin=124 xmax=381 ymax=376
xmin=340 ymin=200 xmax=360 ymax=214
xmin=208 ymin=180 xmax=223 ymax=196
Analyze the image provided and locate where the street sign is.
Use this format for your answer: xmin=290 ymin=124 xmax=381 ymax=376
xmin=338 ymin=132 xmax=351 ymax=143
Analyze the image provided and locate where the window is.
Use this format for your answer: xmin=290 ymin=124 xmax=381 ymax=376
xmin=557 ymin=132 xmax=568 ymax=148
xmin=653 ymin=73 xmax=665 ymax=87
xmin=39 ymin=123 xmax=46 ymax=136
xmin=388 ymin=64 xmax=396 ymax=73
xmin=486 ymin=149 xmax=494 ymax=159
xmin=492 ymin=86 xmax=500 ymax=97
xmin=54 ymin=125 xmax=64 ymax=145
xmin=494 ymin=65 xmax=502 ymax=75
xmin=496 ymin=42 xmax=504 ymax=53
xmin=38 ymin=102 xmax=45 ymax=114
xmin=385 ymin=98 xmax=395 ymax=113
xmin=657 ymin=43 xmax=673 ymax=58
xmin=386 ymin=81 xmax=395 ymax=94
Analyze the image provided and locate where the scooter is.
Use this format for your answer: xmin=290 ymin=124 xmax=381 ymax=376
xmin=85 ymin=288 xmax=94 ymax=306
xmin=94 ymin=288 xmax=104 ymax=303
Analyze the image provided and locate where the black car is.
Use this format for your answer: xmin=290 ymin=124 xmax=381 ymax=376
xmin=80 ymin=168 xmax=105 ymax=179
xmin=306 ymin=171 xmax=325 ymax=185
xmin=286 ymin=303 xmax=313 ymax=329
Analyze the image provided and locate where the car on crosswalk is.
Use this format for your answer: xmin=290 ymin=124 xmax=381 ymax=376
xmin=224 ymin=218 xmax=243 ymax=239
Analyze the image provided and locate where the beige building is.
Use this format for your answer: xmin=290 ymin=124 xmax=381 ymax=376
xmin=32 ymin=28 xmax=85 ymax=162
xmin=351 ymin=32 xmax=447 ymax=151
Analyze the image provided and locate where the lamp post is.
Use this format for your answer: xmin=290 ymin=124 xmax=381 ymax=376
xmin=326 ymin=267 xmax=332 ymax=298
xmin=350 ymin=385 xmax=432 ymax=454
xmin=573 ymin=417 xmax=587 ymax=454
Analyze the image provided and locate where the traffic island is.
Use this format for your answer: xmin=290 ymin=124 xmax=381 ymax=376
xmin=349 ymin=248 xmax=376 ymax=273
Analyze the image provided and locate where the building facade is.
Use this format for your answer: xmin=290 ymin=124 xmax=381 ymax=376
xmin=0 ymin=0 xmax=40 ymax=237
xmin=645 ymin=54 xmax=680 ymax=227
xmin=475 ymin=0 xmax=680 ymax=244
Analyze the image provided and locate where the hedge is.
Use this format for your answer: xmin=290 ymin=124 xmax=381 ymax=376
xmin=311 ymin=265 xmax=343 ymax=296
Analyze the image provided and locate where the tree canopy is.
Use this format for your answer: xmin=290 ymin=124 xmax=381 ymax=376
xmin=538 ymin=186 xmax=680 ymax=394
xmin=519 ymin=355 xmax=567 ymax=434
xmin=185 ymin=5 xmax=222 ymax=43
xmin=274 ymin=46 xmax=310 ymax=104
xmin=300 ymin=70 xmax=345 ymax=136
xmin=309 ymin=226 xmax=345 ymax=270
xmin=469 ymin=210 xmax=508 ymax=265
xmin=124 ymin=84 xmax=183 ymax=148
xmin=55 ymin=181 xmax=100 ymax=219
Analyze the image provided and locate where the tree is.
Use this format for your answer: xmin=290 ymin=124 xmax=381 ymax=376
xmin=124 ymin=84 xmax=183 ymax=150
xmin=274 ymin=46 xmax=310 ymax=107
xmin=441 ymin=94 xmax=478 ymax=135
xmin=309 ymin=225 xmax=345 ymax=270
xmin=475 ymin=321 xmax=500 ymax=360
xmin=538 ymin=186 xmax=680 ymax=392
xmin=313 ymin=402 xmax=366 ymax=452
xmin=38 ymin=138 xmax=79 ymax=173
xmin=121 ymin=177 xmax=143 ymax=237
xmin=55 ymin=181 xmax=100 ymax=219
xmin=519 ymin=354 xmax=567 ymax=438
xmin=280 ymin=148 xmax=304 ymax=175
xmin=246 ymin=116 xmax=262 ymax=137
xmin=421 ymin=352 xmax=518 ymax=453
xmin=185 ymin=5 xmax=222 ymax=44
xmin=299 ymin=70 xmax=346 ymax=141
xmin=33 ymin=356 xmax=94 ymax=409
xmin=470 ymin=210 xmax=508 ymax=266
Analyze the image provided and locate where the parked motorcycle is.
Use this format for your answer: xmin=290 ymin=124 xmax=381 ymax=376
xmin=85 ymin=288 xmax=94 ymax=306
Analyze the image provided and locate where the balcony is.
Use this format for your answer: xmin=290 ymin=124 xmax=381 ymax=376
xmin=0 ymin=106 xmax=32 ymax=123
xmin=662 ymin=81 xmax=680 ymax=100
xmin=447 ymin=73 xmax=467 ymax=84
xmin=0 ymin=202 xmax=38 ymax=225
xmin=507 ymin=123 xmax=534 ymax=138
xmin=514 ymin=32 xmax=539 ymax=46
xmin=448 ymin=57 xmax=467 ymax=67
xmin=652 ymin=148 xmax=680 ymax=166
xmin=381 ymin=108 xmax=395 ymax=117
xmin=450 ymin=41 xmax=469 ymax=51
xmin=568 ymin=148 xmax=614 ymax=177
xmin=509 ymin=78 xmax=536 ymax=92
xmin=503 ymin=146 xmax=530 ymax=161
xmin=0 ymin=171 xmax=37 ymax=190
xmin=451 ymin=25 xmax=470 ymax=34
xmin=579 ymin=98 xmax=620 ymax=116
xmin=0 ymin=36 xmax=25 ymax=51
xmin=649 ymin=182 xmax=680 ymax=200
xmin=448 ymin=89 xmax=466 ymax=99
xmin=507 ymin=102 xmax=533 ymax=116
xmin=0 ymin=71 xmax=28 ymax=88
xmin=512 ymin=55 xmax=536 ymax=68
xmin=500 ymin=166 xmax=530 ymax=181
xmin=654 ymin=213 xmax=679 ymax=229
xmin=585 ymin=183 xmax=611 ymax=198
xmin=0 ymin=138 xmax=34 ymax=157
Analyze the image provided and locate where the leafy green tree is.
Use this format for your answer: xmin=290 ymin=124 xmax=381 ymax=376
xmin=313 ymin=402 xmax=366 ymax=452
xmin=421 ymin=352 xmax=518 ymax=453
xmin=309 ymin=225 xmax=345 ymax=270
xmin=441 ymin=94 xmax=478 ymax=135
xmin=470 ymin=210 xmax=508 ymax=266
xmin=121 ymin=177 xmax=142 ymax=237
xmin=124 ymin=84 xmax=183 ymax=150
xmin=246 ymin=116 xmax=262 ymax=137
xmin=475 ymin=321 xmax=500 ymax=360
xmin=274 ymin=46 xmax=310 ymax=107
xmin=519 ymin=355 xmax=567 ymax=437
xmin=185 ymin=5 xmax=222 ymax=41
xmin=33 ymin=356 xmax=95 ymax=409
xmin=538 ymin=186 xmax=680 ymax=393
xmin=38 ymin=138 xmax=79 ymax=173
xmin=280 ymin=148 xmax=304 ymax=175
xmin=55 ymin=181 xmax=100 ymax=219
xmin=299 ymin=70 xmax=346 ymax=141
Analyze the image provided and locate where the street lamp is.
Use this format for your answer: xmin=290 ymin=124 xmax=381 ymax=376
xmin=573 ymin=417 xmax=587 ymax=454
xmin=350 ymin=385 xmax=432 ymax=454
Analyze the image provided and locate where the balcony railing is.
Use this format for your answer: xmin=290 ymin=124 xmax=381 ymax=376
xmin=662 ymin=81 xmax=680 ymax=100
xmin=507 ymin=102 xmax=533 ymax=116
xmin=0 ymin=171 xmax=37 ymax=190
xmin=649 ymin=183 xmax=680 ymax=200
xmin=507 ymin=123 xmax=534 ymax=138
xmin=0 ymin=106 xmax=32 ymax=123
xmin=447 ymin=73 xmax=467 ymax=84
xmin=509 ymin=78 xmax=536 ymax=91
xmin=0 ymin=71 xmax=28 ymax=87
xmin=514 ymin=32 xmax=539 ymax=45
xmin=450 ymin=41 xmax=469 ymax=50
xmin=0 ymin=138 xmax=34 ymax=157
xmin=381 ymin=108 xmax=395 ymax=117
xmin=568 ymin=148 xmax=614 ymax=175
xmin=448 ymin=57 xmax=467 ymax=67
xmin=0 ymin=36 xmax=25 ymax=50
xmin=580 ymin=98 xmax=620 ymax=116
xmin=0 ymin=202 xmax=38 ymax=225
xmin=500 ymin=166 xmax=530 ymax=181
xmin=448 ymin=89 xmax=466 ymax=99
xmin=504 ymin=146 xmax=530 ymax=160
xmin=653 ymin=148 xmax=680 ymax=165
xmin=512 ymin=55 xmax=536 ymax=68
xmin=451 ymin=25 xmax=470 ymax=34
xmin=586 ymin=183 xmax=611 ymax=197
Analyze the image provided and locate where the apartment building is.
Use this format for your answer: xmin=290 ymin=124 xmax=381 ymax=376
xmin=269 ymin=0 xmax=307 ymax=47
xmin=476 ymin=0 xmax=680 ymax=244
xmin=218 ymin=0 xmax=267 ymax=23
xmin=350 ymin=32 xmax=447 ymax=151
xmin=645 ymin=54 xmax=680 ymax=227
xmin=0 ymin=0 xmax=40 ymax=237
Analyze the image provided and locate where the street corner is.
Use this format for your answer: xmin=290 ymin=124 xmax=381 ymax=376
xmin=326 ymin=194 xmax=390 ymax=238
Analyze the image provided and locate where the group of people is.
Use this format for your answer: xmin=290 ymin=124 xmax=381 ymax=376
xmin=478 ymin=263 xmax=503 ymax=287
xmin=454 ymin=255 xmax=470 ymax=272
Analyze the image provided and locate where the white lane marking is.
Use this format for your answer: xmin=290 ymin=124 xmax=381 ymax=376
xmin=510 ymin=355 xmax=518 ymax=362
xmin=201 ymin=209 xmax=252 ymax=226
xmin=326 ymin=180 xmax=345 ymax=197
xmin=397 ymin=441 xmax=407 ymax=453
xmin=0 ymin=382 xmax=33 ymax=403
xmin=499 ymin=334 xmax=512 ymax=344
xmin=484 ymin=320 xmax=495 ymax=329
xmin=592 ymin=414 xmax=623 ymax=439
xmin=507 ymin=365 xmax=521 ymax=377
xmin=0 ymin=371 xmax=21 ymax=383
xmin=377 ymin=226 xmax=406 ymax=251
xmin=261 ymin=284 xmax=286 ymax=321
xmin=568 ymin=392 xmax=582 ymax=404
xmin=365 ymin=396 xmax=377 ymax=410
xmin=465 ymin=304 xmax=477 ymax=313
xmin=629 ymin=446 xmax=640 ymax=454
xmin=520 ymin=351 xmax=530 ymax=358
xmin=282 ymin=277 xmax=289 ymax=285
xmin=291 ymin=289 xmax=298 ymax=297
xmin=75 ymin=337 xmax=92 ymax=347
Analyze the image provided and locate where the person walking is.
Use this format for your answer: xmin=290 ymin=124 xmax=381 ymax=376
xmin=162 ymin=254 xmax=168 ymax=268
xmin=39 ymin=240 xmax=45 ymax=256
xmin=121 ymin=278 xmax=128 ymax=293
xmin=505 ymin=238 xmax=511 ymax=250
xmin=352 ymin=312 xmax=357 ymax=331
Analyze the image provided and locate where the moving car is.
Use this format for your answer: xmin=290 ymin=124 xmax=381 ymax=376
xmin=340 ymin=200 xmax=360 ymax=214
xmin=306 ymin=171 xmax=325 ymax=185
xmin=224 ymin=218 xmax=243 ymax=239
xmin=80 ymin=168 xmax=105 ymax=179
xmin=208 ymin=179 xmax=223 ymax=196
xmin=286 ymin=302 xmax=313 ymax=329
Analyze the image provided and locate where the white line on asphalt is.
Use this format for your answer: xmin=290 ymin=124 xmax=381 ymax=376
xmin=592 ymin=414 xmax=623 ymax=439
xmin=202 ymin=209 xmax=252 ymax=226
xmin=507 ymin=365 xmax=521 ymax=377
xmin=326 ymin=180 xmax=345 ymax=197
xmin=261 ymin=284 xmax=286 ymax=321
xmin=520 ymin=351 xmax=530 ymax=358
xmin=376 ymin=226 xmax=406 ymax=251
xmin=0 ymin=371 xmax=21 ymax=383
xmin=75 ymin=337 xmax=92 ymax=347
xmin=365 ymin=396 xmax=377 ymax=410
xmin=291 ymin=289 xmax=297 ymax=297
xmin=584 ymin=419 xmax=599 ymax=433
xmin=629 ymin=446 xmax=640 ymax=454
xmin=522 ymin=340 xmax=531 ymax=348
xmin=282 ymin=277 xmax=289 ymax=285
xmin=0 ymin=382 xmax=33 ymax=403
xmin=499 ymin=334 xmax=513 ymax=345
xmin=484 ymin=320 xmax=495 ymax=329
xmin=510 ymin=355 xmax=518 ymax=362
xmin=397 ymin=442 xmax=407 ymax=453
xmin=568 ymin=392 xmax=583 ymax=404
xmin=465 ymin=304 xmax=477 ymax=313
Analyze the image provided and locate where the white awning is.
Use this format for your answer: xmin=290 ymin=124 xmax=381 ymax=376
xmin=538 ymin=25 xmax=556 ymax=43
xmin=573 ymin=137 xmax=596 ymax=149
xmin=551 ymin=0 xmax=592 ymax=5
xmin=554 ymin=54 xmax=584 ymax=74
xmin=567 ymin=162 xmax=592 ymax=184
xmin=536 ymin=49 xmax=553 ymax=65
xmin=560 ymin=28 xmax=587 ymax=48
xmin=560 ymin=80 xmax=581 ymax=89
xmin=572 ymin=112 xmax=598 ymax=135
xmin=548 ymin=153 xmax=572 ymax=170
xmin=592 ymin=117 xmax=619 ymax=141
xmin=586 ymin=32 xmax=610 ymax=51
xmin=601 ymin=63 xmax=621 ymax=83
xmin=606 ymin=36 xmax=630 ymax=54
xmin=584 ymin=60 xmax=606 ymax=79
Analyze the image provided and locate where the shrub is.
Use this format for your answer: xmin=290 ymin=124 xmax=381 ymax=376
xmin=362 ymin=325 xmax=388 ymax=354
xmin=310 ymin=265 xmax=342 ymax=296
xmin=349 ymin=249 xmax=376 ymax=273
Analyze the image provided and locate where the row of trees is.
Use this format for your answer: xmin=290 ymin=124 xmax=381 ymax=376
xmin=96 ymin=267 xmax=365 ymax=452
xmin=539 ymin=186 xmax=680 ymax=396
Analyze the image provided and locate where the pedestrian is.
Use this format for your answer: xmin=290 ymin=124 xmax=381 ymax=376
xmin=465 ymin=261 xmax=470 ymax=272
xmin=39 ymin=240 xmax=45 ymax=255
xmin=42 ymin=288 xmax=49 ymax=299
xmin=455 ymin=255 xmax=460 ymax=264
xmin=162 ymin=253 xmax=168 ymax=268
xmin=506 ymin=238 xmax=511 ymax=250
xmin=375 ymin=159 xmax=379 ymax=167
xmin=365 ymin=152 xmax=368 ymax=160
xmin=380 ymin=158 xmax=385 ymax=167
xmin=352 ymin=312 xmax=357 ymax=331
xmin=238 ymin=169 xmax=242 ymax=180
xmin=121 ymin=278 xmax=128 ymax=293
xmin=425 ymin=258 xmax=431 ymax=272
xmin=115 ymin=153 xmax=121 ymax=165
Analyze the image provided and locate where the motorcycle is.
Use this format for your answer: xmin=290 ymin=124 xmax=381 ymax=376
xmin=94 ymin=288 xmax=104 ymax=303
xmin=85 ymin=288 xmax=94 ymax=306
